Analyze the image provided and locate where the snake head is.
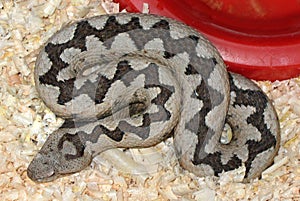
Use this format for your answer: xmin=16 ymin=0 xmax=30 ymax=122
xmin=27 ymin=129 xmax=93 ymax=183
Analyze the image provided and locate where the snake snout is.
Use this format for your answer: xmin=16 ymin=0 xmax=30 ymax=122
xmin=27 ymin=153 xmax=56 ymax=183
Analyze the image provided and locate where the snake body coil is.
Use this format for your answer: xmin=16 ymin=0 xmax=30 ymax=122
xmin=27 ymin=13 xmax=280 ymax=183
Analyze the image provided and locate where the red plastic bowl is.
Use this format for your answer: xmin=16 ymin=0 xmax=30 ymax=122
xmin=114 ymin=0 xmax=300 ymax=81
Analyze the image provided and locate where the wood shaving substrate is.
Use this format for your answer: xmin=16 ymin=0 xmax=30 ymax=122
xmin=0 ymin=0 xmax=299 ymax=200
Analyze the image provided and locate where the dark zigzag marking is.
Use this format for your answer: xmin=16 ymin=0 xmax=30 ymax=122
xmin=190 ymin=77 xmax=237 ymax=175
xmin=58 ymin=124 xmax=125 ymax=159
xmin=228 ymin=73 xmax=277 ymax=178
xmin=39 ymin=16 xmax=142 ymax=105
xmin=40 ymin=15 xmax=218 ymax=110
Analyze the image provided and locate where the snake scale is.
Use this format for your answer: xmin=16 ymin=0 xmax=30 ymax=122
xmin=27 ymin=13 xmax=280 ymax=183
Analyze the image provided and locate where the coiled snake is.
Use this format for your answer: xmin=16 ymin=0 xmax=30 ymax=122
xmin=27 ymin=13 xmax=280 ymax=183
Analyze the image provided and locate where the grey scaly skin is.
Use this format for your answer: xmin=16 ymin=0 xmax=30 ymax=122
xmin=27 ymin=13 xmax=280 ymax=183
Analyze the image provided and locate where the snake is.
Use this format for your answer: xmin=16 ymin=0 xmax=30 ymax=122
xmin=27 ymin=13 xmax=280 ymax=183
